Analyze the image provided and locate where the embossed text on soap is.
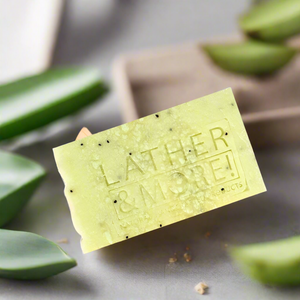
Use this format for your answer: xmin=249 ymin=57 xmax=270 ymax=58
xmin=90 ymin=119 xmax=247 ymax=220
xmin=109 ymin=150 xmax=245 ymax=220
xmin=94 ymin=119 xmax=238 ymax=186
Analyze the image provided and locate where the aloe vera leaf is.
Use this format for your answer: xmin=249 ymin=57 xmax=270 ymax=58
xmin=240 ymin=0 xmax=300 ymax=42
xmin=203 ymin=40 xmax=297 ymax=75
xmin=0 ymin=229 xmax=76 ymax=280
xmin=0 ymin=67 xmax=108 ymax=141
xmin=0 ymin=150 xmax=45 ymax=227
xmin=230 ymin=236 xmax=300 ymax=286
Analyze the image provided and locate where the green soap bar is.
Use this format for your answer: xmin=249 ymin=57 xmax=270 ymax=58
xmin=240 ymin=0 xmax=300 ymax=42
xmin=230 ymin=236 xmax=300 ymax=286
xmin=0 ymin=67 xmax=108 ymax=141
xmin=0 ymin=229 xmax=76 ymax=280
xmin=53 ymin=88 xmax=266 ymax=253
xmin=0 ymin=151 xmax=45 ymax=227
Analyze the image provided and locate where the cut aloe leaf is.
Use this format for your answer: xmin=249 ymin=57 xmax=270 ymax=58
xmin=203 ymin=40 xmax=297 ymax=76
xmin=0 ymin=67 xmax=108 ymax=141
xmin=0 ymin=229 xmax=77 ymax=280
xmin=0 ymin=151 xmax=46 ymax=227
xmin=230 ymin=236 xmax=300 ymax=286
xmin=240 ymin=0 xmax=300 ymax=42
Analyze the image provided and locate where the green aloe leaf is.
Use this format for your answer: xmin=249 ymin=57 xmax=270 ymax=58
xmin=240 ymin=0 xmax=300 ymax=42
xmin=0 ymin=67 xmax=109 ymax=141
xmin=203 ymin=40 xmax=297 ymax=76
xmin=0 ymin=229 xmax=77 ymax=280
xmin=230 ymin=236 xmax=300 ymax=286
xmin=0 ymin=150 xmax=45 ymax=227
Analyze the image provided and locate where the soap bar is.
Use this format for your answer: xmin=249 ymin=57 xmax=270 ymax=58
xmin=53 ymin=88 xmax=266 ymax=253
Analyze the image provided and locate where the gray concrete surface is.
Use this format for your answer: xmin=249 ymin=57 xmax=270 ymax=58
xmin=3 ymin=1 xmax=300 ymax=299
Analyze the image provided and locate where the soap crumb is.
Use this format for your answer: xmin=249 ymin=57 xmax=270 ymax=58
xmin=205 ymin=231 xmax=211 ymax=239
xmin=56 ymin=238 xmax=69 ymax=244
xmin=183 ymin=252 xmax=192 ymax=262
xmin=169 ymin=253 xmax=178 ymax=263
xmin=194 ymin=282 xmax=208 ymax=295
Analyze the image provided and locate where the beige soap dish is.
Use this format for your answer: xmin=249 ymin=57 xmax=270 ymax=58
xmin=113 ymin=37 xmax=300 ymax=148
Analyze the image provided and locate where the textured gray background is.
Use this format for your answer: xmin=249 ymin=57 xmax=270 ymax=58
xmin=2 ymin=0 xmax=300 ymax=299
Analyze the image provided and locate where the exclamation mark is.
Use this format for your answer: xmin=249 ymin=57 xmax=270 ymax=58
xmin=226 ymin=154 xmax=235 ymax=177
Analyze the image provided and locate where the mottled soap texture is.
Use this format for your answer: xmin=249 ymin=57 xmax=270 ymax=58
xmin=53 ymin=88 xmax=266 ymax=253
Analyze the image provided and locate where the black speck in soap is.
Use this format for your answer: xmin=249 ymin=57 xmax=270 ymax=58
xmin=114 ymin=200 xmax=117 ymax=203
xmin=160 ymin=224 xmax=162 ymax=227
xmin=169 ymin=128 xmax=172 ymax=131
xmin=107 ymin=140 xmax=110 ymax=143
xmin=80 ymin=143 xmax=83 ymax=146
xmin=126 ymin=236 xmax=128 ymax=239
xmin=155 ymin=114 xmax=159 ymax=118
xmin=70 ymin=190 xmax=73 ymax=193
xmin=99 ymin=143 xmax=102 ymax=146
xmin=189 ymin=150 xmax=192 ymax=152
xmin=129 ymin=152 xmax=132 ymax=155
xmin=221 ymin=188 xmax=225 ymax=191
xmin=225 ymin=132 xmax=228 ymax=136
